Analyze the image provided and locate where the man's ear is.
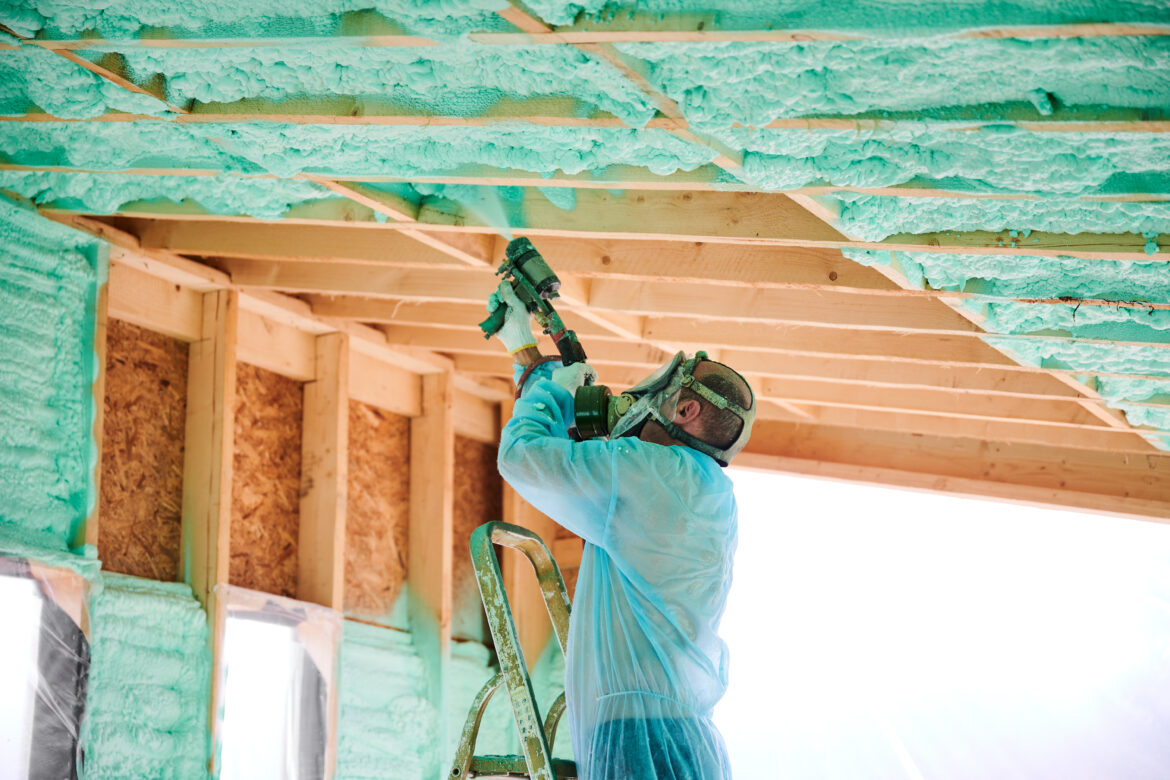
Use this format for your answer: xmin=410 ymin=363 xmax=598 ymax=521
xmin=674 ymin=398 xmax=702 ymax=425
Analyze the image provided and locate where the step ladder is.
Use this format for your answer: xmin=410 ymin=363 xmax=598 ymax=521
xmin=450 ymin=521 xmax=578 ymax=780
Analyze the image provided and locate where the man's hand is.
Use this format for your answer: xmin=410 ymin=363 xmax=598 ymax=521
xmin=552 ymin=362 xmax=597 ymax=393
xmin=487 ymin=280 xmax=538 ymax=357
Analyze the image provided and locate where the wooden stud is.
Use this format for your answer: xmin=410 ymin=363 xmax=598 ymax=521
xmin=181 ymin=289 xmax=237 ymax=609
xmin=179 ymin=289 xmax=236 ymax=776
xmin=78 ymin=272 xmax=109 ymax=550
xmin=298 ymin=332 xmax=350 ymax=611
xmin=408 ymin=371 xmax=456 ymax=753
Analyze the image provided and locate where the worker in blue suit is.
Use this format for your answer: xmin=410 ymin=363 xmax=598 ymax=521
xmin=488 ymin=281 xmax=755 ymax=780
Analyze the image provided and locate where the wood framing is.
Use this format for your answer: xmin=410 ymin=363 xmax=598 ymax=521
xmin=298 ymin=332 xmax=350 ymax=610
xmin=408 ymin=371 xmax=456 ymax=750
xmin=742 ymin=420 xmax=1170 ymax=522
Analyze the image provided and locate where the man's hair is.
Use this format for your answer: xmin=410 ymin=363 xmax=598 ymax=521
xmin=678 ymin=367 xmax=751 ymax=450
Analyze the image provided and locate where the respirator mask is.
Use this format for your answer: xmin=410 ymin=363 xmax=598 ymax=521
xmin=572 ymin=351 xmax=756 ymax=467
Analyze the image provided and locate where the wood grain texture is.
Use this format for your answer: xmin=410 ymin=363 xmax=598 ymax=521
xmin=229 ymin=362 xmax=303 ymax=597
xmin=452 ymin=435 xmax=502 ymax=642
xmin=99 ymin=318 xmax=188 ymax=581
xmin=344 ymin=400 xmax=410 ymax=624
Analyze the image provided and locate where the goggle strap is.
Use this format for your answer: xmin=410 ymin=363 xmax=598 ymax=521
xmin=679 ymin=370 xmax=752 ymax=418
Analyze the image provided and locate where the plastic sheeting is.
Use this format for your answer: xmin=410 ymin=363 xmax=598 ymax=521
xmin=214 ymin=584 xmax=342 ymax=780
xmin=0 ymin=555 xmax=91 ymax=780
xmin=498 ymin=362 xmax=738 ymax=780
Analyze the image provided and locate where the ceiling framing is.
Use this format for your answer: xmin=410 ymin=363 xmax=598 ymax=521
xmin=3 ymin=2 xmax=1170 ymax=520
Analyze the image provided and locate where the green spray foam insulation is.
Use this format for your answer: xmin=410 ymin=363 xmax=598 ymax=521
xmin=0 ymin=170 xmax=339 ymax=219
xmin=712 ymin=126 xmax=1170 ymax=194
xmin=0 ymin=121 xmax=716 ymax=179
xmin=0 ymin=197 xmax=104 ymax=551
xmin=522 ymin=0 xmax=1168 ymax=31
xmin=81 ymin=573 xmax=212 ymax=780
xmin=448 ymin=639 xmax=521 ymax=758
xmin=86 ymin=44 xmax=656 ymax=127
xmin=617 ymin=37 xmax=1170 ymax=130
xmin=843 ymin=249 xmax=1170 ymax=303
xmin=1 ymin=0 xmax=511 ymax=41
xmin=0 ymin=46 xmax=169 ymax=118
xmin=336 ymin=621 xmax=440 ymax=779
xmin=833 ymin=193 xmax=1170 ymax=243
xmin=845 ymin=248 xmax=1170 ymax=442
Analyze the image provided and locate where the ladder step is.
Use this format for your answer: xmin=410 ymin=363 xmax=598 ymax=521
xmin=467 ymin=755 xmax=578 ymax=779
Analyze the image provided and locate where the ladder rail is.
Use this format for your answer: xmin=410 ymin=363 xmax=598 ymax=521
xmin=450 ymin=521 xmax=576 ymax=780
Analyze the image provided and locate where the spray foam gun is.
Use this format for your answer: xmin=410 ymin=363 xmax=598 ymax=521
xmin=478 ymin=237 xmax=588 ymax=367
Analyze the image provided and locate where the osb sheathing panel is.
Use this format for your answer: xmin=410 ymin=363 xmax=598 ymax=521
xmin=453 ymin=435 xmax=502 ymax=642
xmin=230 ymin=362 xmax=303 ymax=598
xmin=98 ymin=318 xmax=187 ymax=581
xmin=344 ymin=400 xmax=410 ymax=624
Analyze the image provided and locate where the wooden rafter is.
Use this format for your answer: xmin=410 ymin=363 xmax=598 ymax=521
xmin=14 ymin=21 xmax=1167 ymax=49
xmin=46 ymin=194 xmax=1166 ymax=260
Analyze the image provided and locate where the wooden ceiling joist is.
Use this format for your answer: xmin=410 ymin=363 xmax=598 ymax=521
xmin=52 ymin=193 xmax=1167 ymax=260
xmin=14 ymin=20 xmax=1166 ymax=50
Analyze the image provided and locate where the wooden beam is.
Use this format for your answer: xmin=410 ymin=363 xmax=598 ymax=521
xmin=348 ymin=350 xmax=422 ymax=417
xmin=408 ymin=371 xmax=456 ymax=751
xmin=741 ymin=420 xmax=1170 ymax=522
xmin=130 ymin=219 xmax=1170 ymax=313
xmin=107 ymin=260 xmax=203 ymax=341
xmin=12 ymin=160 xmax=1169 ymax=202
xmin=454 ymin=388 xmax=499 ymax=444
xmin=771 ymin=403 xmax=1156 ymax=453
xmin=298 ymin=332 xmax=349 ymax=610
xmin=758 ymin=376 xmax=1117 ymax=428
xmin=179 ymin=289 xmax=236 ymax=776
xmin=18 ymin=21 xmax=1166 ymax=50
xmin=79 ymin=273 xmax=109 ymax=550
xmin=236 ymin=307 xmax=317 ymax=381
xmin=181 ymin=289 xmax=237 ymax=609
xmin=81 ymin=198 xmax=1170 ymax=260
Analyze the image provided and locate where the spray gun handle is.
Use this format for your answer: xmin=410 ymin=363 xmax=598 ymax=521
xmin=478 ymin=305 xmax=507 ymax=339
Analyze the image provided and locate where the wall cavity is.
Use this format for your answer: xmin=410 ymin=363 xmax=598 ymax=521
xmin=81 ymin=573 xmax=211 ymax=780
xmin=0 ymin=198 xmax=103 ymax=552
xmin=336 ymin=621 xmax=439 ymax=779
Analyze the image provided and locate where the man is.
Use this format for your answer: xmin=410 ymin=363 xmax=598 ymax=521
xmin=488 ymin=281 xmax=755 ymax=780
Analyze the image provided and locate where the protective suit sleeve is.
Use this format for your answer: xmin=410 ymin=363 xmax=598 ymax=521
xmin=499 ymin=363 xmax=692 ymax=548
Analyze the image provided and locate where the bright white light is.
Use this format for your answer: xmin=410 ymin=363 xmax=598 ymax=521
xmin=0 ymin=574 xmax=44 ymax=777
xmin=220 ymin=616 xmax=303 ymax=780
xmin=714 ymin=469 xmax=1170 ymax=780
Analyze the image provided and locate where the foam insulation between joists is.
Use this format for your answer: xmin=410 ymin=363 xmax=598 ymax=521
xmin=0 ymin=46 xmax=169 ymax=118
xmin=715 ymin=127 xmax=1170 ymax=195
xmin=0 ymin=121 xmax=716 ymax=179
xmin=833 ymin=194 xmax=1170 ymax=247
xmin=523 ymin=0 xmax=1170 ymax=31
xmin=1 ymin=0 xmax=511 ymax=40
xmin=620 ymin=37 xmax=1170 ymax=129
xmin=89 ymin=45 xmax=657 ymax=126
xmin=848 ymin=248 xmax=1170 ymax=447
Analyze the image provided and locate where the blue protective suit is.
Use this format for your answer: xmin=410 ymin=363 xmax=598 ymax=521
xmin=498 ymin=363 xmax=738 ymax=780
